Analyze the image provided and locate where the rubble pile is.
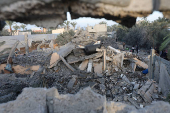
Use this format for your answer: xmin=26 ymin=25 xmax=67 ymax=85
xmin=0 ymin=30 xmax=166 ymax=108
xmin=0 ymin=87 xmax=170 ymax=113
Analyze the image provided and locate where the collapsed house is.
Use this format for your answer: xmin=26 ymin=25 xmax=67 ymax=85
xmin=0 ymin=29 xmax=170 ymax=112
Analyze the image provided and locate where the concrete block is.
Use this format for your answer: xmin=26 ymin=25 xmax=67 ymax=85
xmin=87 ymin=59 xmax=93 ymax=72
xmin=93 ymin=62 xmax=103 ymax=74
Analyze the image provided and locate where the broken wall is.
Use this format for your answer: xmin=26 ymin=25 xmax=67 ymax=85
xmin=152 ymin=56 xmax=170 ymax=97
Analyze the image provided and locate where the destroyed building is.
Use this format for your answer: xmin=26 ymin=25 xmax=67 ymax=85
xmin=0 ymin=0 xmax=170 ymax=113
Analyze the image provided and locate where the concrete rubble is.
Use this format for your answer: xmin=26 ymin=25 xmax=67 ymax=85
xmin=0 ymin=29 xmax=169 ymax=112
xmin=0 ymin=87 xmax=170 ymax=113
xmin=0 ymin=0 xmax=170 ymax=28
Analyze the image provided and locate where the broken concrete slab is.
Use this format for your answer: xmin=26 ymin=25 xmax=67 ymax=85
xmin=138 ymin=80 xmax=156 ymax=103
xmin=93 ymin=62 xmax=103 ymax=74
xmin=112 ymin=53 xmax=124 ymax=67
xmin=67 ymin=52 xmax=102 ymax=64
xmin=49 ymin=52 xmax=60 ymax=68
xmin=128 ymin=97 xmax=140 ymax=109
xmin=73 ymin=48 xmax=85 ymax=56
xmin=49 ymin=42 xmax=75 ymax=68
xmin=133 ymin=58 xmax=148 ymax=69
xmin=108 ymin=46 xmax=121 ymax=54
xmin=79 ymin=59 xmax=89 ymax=70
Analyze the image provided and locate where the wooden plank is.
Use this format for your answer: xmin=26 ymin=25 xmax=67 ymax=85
xmin=7 ymin=40 xmax=19 ymax=64
xmin=60 ymin=55 xmax=75 ymax=72
xmin=103 ymin=49 xmax=106 ymax=71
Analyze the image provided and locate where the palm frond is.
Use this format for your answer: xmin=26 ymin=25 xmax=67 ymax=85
xmin=160 ymin=35 xmax=170 ymax=51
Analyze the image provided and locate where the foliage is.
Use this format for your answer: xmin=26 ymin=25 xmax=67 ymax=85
xmin=116 ymin=17 xmax=170 ymax=50
xmin=13 ymin=24 xmax=20 ymax=32
xmin=71 ymin=22 xmax=77 ymax=30
xmin=159 ymin=34 xmax=170 ymax=51
xmin=107 ymin=24 xmax=119 ymax=32
xmin=20 ymin=24 xmax=26 ymax=31
xmin=99 ymin=21 xmax=107 ymax=25
xmin=63 ymin=21 xmax=70 ymax=31
xmin=0 ymin=29 xmax=10 ymax=36
xmin=55 ymin=29 xmax=75 ymax=46
xmin=5 ymin=21 xmax=13 ymax=35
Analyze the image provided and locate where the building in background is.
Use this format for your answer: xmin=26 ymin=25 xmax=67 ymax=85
xmin=31 ymin=28 xmax=43 ymax=32
xmin=52 ymin=28 xmax=65 ymax=34
xmin=43 ymin=28 xmax=47 ymax=33
xmin=87 ymin=24 xmax=107 ymax=36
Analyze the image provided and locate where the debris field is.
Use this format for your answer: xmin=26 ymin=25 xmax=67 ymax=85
xmin=0 ymin=30 xmax=165 ymax=108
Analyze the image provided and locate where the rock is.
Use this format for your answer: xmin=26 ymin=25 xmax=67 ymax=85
xmin=97 ymin=78 xmax=105 ymax=84
xmin=121 ymin=74 xmax=130 ymax=84
xmin=67 ymin=76 xmax=77 ymax=89
xmin=133 ymin=84 xmax=139 ymax=90
xmin=99 ymin=84 xmax=106 ymax=93
xmin=124 ymin=95 xmax=128 ymax=101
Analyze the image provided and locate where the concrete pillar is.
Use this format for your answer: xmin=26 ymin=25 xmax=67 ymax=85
xmin=24 ymin=33 xmax=29 ymax=55
xmin=149 ymin=49 xmax=155 ymax=79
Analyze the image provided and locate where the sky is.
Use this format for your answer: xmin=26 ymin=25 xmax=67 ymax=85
xmin=6 ymin=11 xmax=163 ymax=30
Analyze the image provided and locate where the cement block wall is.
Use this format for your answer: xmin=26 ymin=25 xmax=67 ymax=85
xmin=153 ymin=56 xmax=170 ymax=96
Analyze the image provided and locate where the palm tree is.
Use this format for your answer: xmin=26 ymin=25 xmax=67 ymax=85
xmin=6 ymin=21 xmax=13 ymax=35
xmin=64 ymin=21 xmax=70 ymax=31
xmin=71 ymin=22 xmax=77 ymax=30
xmin=20 ymin=24 xmax=26 ymax=31
xmin=13 ymin=24 xmax=20 ymax=32
xmin=160 ymin=34 xmax=170 ymax=60
xmin=99 ymin=21 xmax=107 ymax=25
